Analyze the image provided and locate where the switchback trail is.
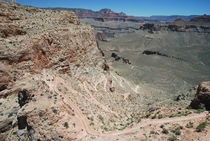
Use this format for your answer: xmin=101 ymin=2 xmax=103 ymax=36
xmin=43 ymin=72 xmax=208 ymax=137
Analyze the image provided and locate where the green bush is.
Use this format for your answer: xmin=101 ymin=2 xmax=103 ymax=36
xmin=186 ymin=122 xmax=193 ymax=128
xmin=150 ymin=130 xmax=155 ymax=134
xmin=8 ymin=112 xmax=13 ymax=118
xmin=158 ymin=114 xmax=163 ymax=119
xmin=90 ymin=122 xmax=94 ymax=126
xmin=162 ymin=128 xmax=169 ymax=134
xmin=195 ymin=108 xmax=206 ymax=113
xmin=160 ymin=125 xmax=164 ymax=128
xmin=168 ymin=135 xmax=178 ymax=141
xmin=196 ymin=122 xmax=207 ymax=132
xmin=172 ymin=127 xmax=181 ymax=135
xmin=63 ymin=122 xmax=69 ymax=128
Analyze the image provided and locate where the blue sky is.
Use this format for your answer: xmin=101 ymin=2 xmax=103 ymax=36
xmin=8 ymin=0 xmax=210 ymax=16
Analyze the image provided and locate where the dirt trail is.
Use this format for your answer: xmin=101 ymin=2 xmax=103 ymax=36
xmin=42 ymin=72 xmax=208 ymax=137
xmin=43 ymin=74 xmax=100 ymax=135
xmin=83 ymin=81 xmax=119 ymax=116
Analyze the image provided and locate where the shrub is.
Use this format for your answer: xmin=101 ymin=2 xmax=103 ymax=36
xmin=160 ymin=125 xmax=164 ymax=128
xmin=168 ymin=135 xmax=178 ymax=141
xmin=186 ymin=122 xmax=193 ymax=128
xmin=8 ymin=112 xmax=13 ymax=118
xmin=38 ymin=111 xmax=44 ymax=117
xmin=172 ymin=127 xmax=181 ymax=135
xmin=90 ymin=122 xmax=94 ymax=126
xmin=196 ymin=122 xmax=207 ymax=132
xmin=158 ymin=114 xmax=163 ymax=119
xmin=150 ymin=130 xmax=155 ymax=134
xmin=162 ymin=128 xmax=169 ymax=134
xmin=63 ymin=122 xmax=69 ymax=128
xmin=195 ymin=109 xmax=206 ymax=113
xmin=98 ymin=115 xmax=104 ymax=121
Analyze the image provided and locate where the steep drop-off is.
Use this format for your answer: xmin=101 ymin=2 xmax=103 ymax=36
xmin=0 ymin=1 xmax=144 ymax=140
xmin=0 ymin=2 xmax=210 ymax=141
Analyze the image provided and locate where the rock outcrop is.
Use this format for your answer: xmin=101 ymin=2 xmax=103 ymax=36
xmin=190 ymin=81 xmax=210 ymax=110
xmin=140 ymin=23 xmax=210 ymax=33
xmin=95 ymin=32 xmax=108 ymax=42
xmin=190 ymin=14 xmax=210 ymax=24
xmin=142 ymin=50 xmax=186 ymax=62
xmin=172 ymin=18 xmax=186 ymax=25
xmin=111 ymin=53 xmax=131 ymax=64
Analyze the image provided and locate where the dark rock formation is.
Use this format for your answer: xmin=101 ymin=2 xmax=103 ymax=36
xmin=18 ymin=89 xmax=31 ymax=107
xmin=17 ymin=116 xmax=28 ymax=130
xmin=111 ymin=53 xmax=131 ymax=64
xmin=140 ymin=23 xmax=157 ymax=33
xmin=167 ymin=25 xmax=179 ymax=32
xmin=17 ymin=115 xmax=34 ymax=140
xmin=190 ymin=81 xmax=210 ymax=110
xmin=140 ymin=23 xmax=210 ymax=33
xmin=142 ymin=50 xmax=186 ymax=62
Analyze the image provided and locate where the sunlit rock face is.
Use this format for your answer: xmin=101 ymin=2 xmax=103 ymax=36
xmin=190 ymin=81 xmax=210 ymax=110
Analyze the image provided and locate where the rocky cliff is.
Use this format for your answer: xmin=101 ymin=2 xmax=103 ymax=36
xmin=140 ymin=22 xmax=210 ymax=33
xmin=0 ymin=1 xmax=145 ymax=140
xmin=190 ymin=15 xmax=210 ymax=24
xmin=1 ymin=2 xmax=210 ymax=141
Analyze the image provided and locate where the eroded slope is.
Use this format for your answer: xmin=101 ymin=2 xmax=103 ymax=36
xmin=0 ymin=2 xmax=147 ymax=140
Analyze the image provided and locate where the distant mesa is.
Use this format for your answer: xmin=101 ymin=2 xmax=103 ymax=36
xmin=99 ymin=8 xmax=114 ymax=14
xmin=173 ymin=18 xmax=186 ymax=25
xmin=50 ymin=7 xmax=205 ymax=23
xmin=52 ymin=8 xmax=144 ymax=23
xmin=190 ymin=14 xmax=210 ymax=23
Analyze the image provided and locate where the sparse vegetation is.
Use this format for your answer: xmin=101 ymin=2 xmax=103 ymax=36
xmin=98 ymin=115 xmax=104 ymax=121
xmin=186 ymin=122 xmax=193 ymax=128
xmin=162 ymin=128 xmax=169 ymax=134
xmin=90 ymin=122 xmax=94 ymax=126
xmin=160 ymin=125 xmax=164 ymax=128
xmin=168 ymin=135 xmax=178 ymax=141
xmin=187 ymin=104 xmax=206 ymax=113
xmin=52 ymin=109 xmax=58 ymax=114
xmin=63 ymin=122 xmax=69 ymax=128
xmin=1 ymin=1 xmax=210 ymax=141
xmin=150 ymin=130 xmax=156 ymax=134
xmin=172 ymin=127 xmax=181 ymax=135
xmin=194 ymin=108 xmax=206 ymax=113
xmin=38 ymin=111 xmax=44 ymax=117
xmin=196 ymin=122 xmax=207 ymax=132
xmin=158 ymin=114 xmax=163 ymax=119
xmin=8 ymin=112 xmax=13 ymax=118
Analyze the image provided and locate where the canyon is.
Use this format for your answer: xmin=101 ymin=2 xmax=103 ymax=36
xmin=0 ymin=1 xmax=210 ymax=141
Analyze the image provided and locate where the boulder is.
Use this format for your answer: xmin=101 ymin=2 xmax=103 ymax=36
xmin=190 ymin=81 xmax=210 ymax=110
